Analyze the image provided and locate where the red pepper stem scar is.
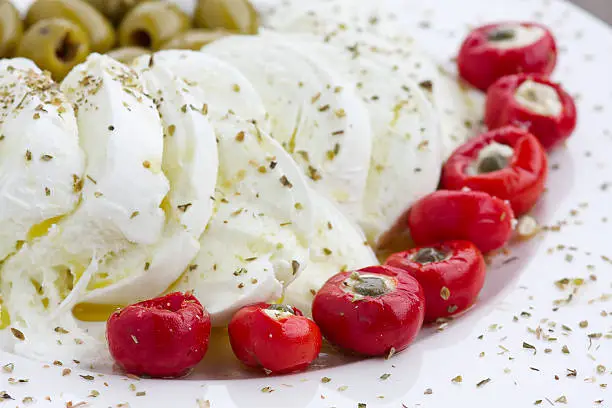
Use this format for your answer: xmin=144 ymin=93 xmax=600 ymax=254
xmin=267 ymin=304 xmax=296 ymax=315
xmin=412 ymin=247 xmax=449 ymax=264
xmin=351 ymin=275 xmax=390 ymax=297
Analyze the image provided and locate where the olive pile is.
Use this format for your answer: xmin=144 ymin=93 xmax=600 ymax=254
xmin=0 ymin=0 xmax=259 ymax=80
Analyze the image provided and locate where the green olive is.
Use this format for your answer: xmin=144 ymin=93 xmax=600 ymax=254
xmin=0 ymin=1 xmax=24 ymax=57
xmin=84 ymin=0 xmax=145 ymax=25
xmin=194 ymin=0 xmax=259 ymax=34
xmin=118 ymin=2 xmax=191 ymax=50
xmin=160 ymin=29 xmax=229 ymax=51
xmin=106 ymin=46 xmax=149 ymax=64
xmin=25 ymin=0 xmax=115 ymax=54
xmin=17 ymin=18 xmax=90 ymax=81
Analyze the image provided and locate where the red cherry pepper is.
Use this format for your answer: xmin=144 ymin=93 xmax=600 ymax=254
xmin=385 ymin=241 xmax=486 ymax=323
xmin=485 ymin=73 xmax=577 ymax=150
xmin=458 ymin=21 xmax=557 ymax=91
xmin=441 ymin=126 xmax=548 ymax=216
xmin=106 ymin=292 xmax=211 ymax=378
xmin=228 ymin=303 xmax=322 ymax=374
xmin=407 ymin=190 xmax=514 ymax=253
xmin=312 ymin=265 xmax=425 ymax=357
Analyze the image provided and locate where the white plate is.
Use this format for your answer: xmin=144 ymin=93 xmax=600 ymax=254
xmin=2 ymin=0 xmax=612 ymax=407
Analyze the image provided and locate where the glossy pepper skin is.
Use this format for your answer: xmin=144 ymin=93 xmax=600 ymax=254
xmin=458 ymin=21 xmax=557 ymax=91
xmin=441 ymin=126 xmax=548 ymax=216
xmin=407 ymin=190 xmax=514 ymax=253
xmin=106 ymin=292 xmax=211 ymax=378
xmin=386 ymin=241 xmax=486 ymax=323
xmin=485 ymin=73 xmax=577 ymax=150
xmin=228 ymin=303 xmax=321 ymax=374
xmin=312 ymin=265 xmax=425 ymax=357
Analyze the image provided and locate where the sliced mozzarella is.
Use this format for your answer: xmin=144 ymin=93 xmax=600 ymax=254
xmin=264 ymin=7 xmax=483 ymax=159
xmin=81 ymin=63 xmax=219 ymax=305
xmin=60 ymin=54 xmax=169 ymax=246
xmin=0 ymin=54 xmax=168 ymax=360
xmin=203 ymin=35 xmax=372 ymax=217
xmin=271 ymin=32 xmax=442 ymax=244
xmin=131 ymin=50 xmax=268 ymax=128
xmin=434 ymin=71 xmax=485 ymax=158
xmin=333 ymin=0 xmax=485 ymax=159
xmin=261 ymin=0 xmax=346 ymax=33
xmin=0 ymin=256 xmax=107 ymax=363
xmin=0 ymin=59 xmax=85 ymax=261
xmin=284 ymin=189 xmax=378 ymax=315
xmin=261 ymin=0 xmax=401 ymax=36
xmin=140 ymin=66 xmax=218 ymax=238
xmin=173 ymin=115 xmax=313 ymax=326
xmin=379 ymin=32 xmax=484 ymax=158
xmin=373 ymin=34 xmax=479 ymax=157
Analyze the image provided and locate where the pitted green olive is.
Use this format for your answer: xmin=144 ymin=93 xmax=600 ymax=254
xmin=25 ymin=0 xmax=116 ymax=54
xmin=84 ymin=0 xmax=145 ymax=25
xmin=106 ymin=46 xmax=150 ymax=64
xmin=0 ymin=1 xmax=24 ymax=57
xmin=194 ymin=0 xmax=259 ymax=34
xmin=17 ymin=18 xmax=90 ymax=81
xmin=118 ymin=2 xmax=191 ymax=50
xmin=160 ymin=29 xmax=229 ymax=50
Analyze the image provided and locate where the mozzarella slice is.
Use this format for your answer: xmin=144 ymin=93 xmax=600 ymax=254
xmin=367 ymin=33 xmax=483 ymax=158
xmin=261 ymin=0 xmax=349 ymax=33
xmin=384 ymin=33 xmax=484 ymax=157
xmin=434 ymin=71 xmax=485 ymax=158
xmin=263 ymin=4 xmax=483 ymax=159
xmin=131 ymin=50 xmax=268 ymax=129
xmin=261 ymin=0 xmax=401 ymax=36
xmin=0 ymin=59 xmax=85 ymax=262
xmin=272 ymin=32 xmax=442 ymax=244
xmin=362 ymin=33 xmax=478 ymax=158
xmin=284 ymin=188 xmax=378 ymax=315
xmin=203 ymin=35 xmax=372 ymax=217
xmin=0 ymin=256 xmax=107 ymax=363
xmin=173 ymin=115 xmax=313 ymax=326
xmin=141 ymin=67 xmax=218 ymax=238
xmin=80 ymin=63 xmax=219 ymax=305
xmin=357 ymin=29 xmax=483 ymax=158
xmin=0 ymin=54 xmax=168 ymax=360
xmin=60 ymin=54 xmax=169 ymax=246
